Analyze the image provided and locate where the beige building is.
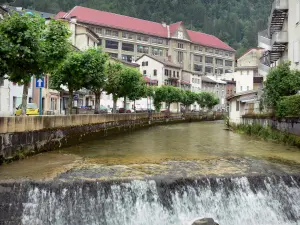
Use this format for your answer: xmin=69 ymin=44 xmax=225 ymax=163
xmin=55 ymin=6 xmax=235 ymax=77
xmin=258 ymin=0 xmax=300 ymax=74
xmin=221 ymin=48 xmax=264 ymax=93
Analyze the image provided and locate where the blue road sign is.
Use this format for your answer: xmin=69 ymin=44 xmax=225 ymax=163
xmin=36 ymin=77 xmax=45 ymax=88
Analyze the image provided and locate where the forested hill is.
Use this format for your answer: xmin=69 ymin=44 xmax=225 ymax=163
xmin=10 ymin=0 xmax=273 ymax=56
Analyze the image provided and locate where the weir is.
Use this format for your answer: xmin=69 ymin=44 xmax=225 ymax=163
xmin=1 ymin=175 xmax=300 ymax=225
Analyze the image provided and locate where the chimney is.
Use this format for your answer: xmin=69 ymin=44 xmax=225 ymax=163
xmin=70 ymin=16 xmax=77 ymax=23
xmin=162 ymin=22 xmax=167 ymax=27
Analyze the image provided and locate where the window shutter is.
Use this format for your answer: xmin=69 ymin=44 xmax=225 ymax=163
xmin=294 ymin=41 xmax=300 ymax=63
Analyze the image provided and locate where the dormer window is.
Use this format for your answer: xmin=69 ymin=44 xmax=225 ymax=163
xmin=178 ymin=31 xmax=183 ymax=39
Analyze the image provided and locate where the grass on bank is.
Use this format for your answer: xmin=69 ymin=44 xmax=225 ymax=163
xmin=231 ymin=123 xmax=300 ymax=148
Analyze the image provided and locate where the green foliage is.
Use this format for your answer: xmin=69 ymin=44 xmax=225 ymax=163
xmin=13 ymin=0 xmax=273 ymax=56
xmin=153 ymin=86 xmax=182 ymax=110
xmin=263 ymin=62 xmax=300 ymax=110
xmin=0 ymin=12 xmax=70 ymax=114
xmin=196 ymin=92 xmax=219 ymax=110
xmin=234 ymin=123 xmax=300 ymax=147
xmin=181 ymin=90 xmax=197 ymax=108
xmin=276 ymin=95 xmax=300 ymax=118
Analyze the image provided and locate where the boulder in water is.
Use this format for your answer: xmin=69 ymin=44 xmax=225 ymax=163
xmin=191 ymin=218 xmax=219 ymax=225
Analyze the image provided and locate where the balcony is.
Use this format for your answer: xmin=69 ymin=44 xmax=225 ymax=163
xmin=271 ymin=31 xmax=288 ymax=46
xmin=268 ymin=0 xmax=288 ymax=36
xmin=258 ymin=30 xmax=271 ymax=51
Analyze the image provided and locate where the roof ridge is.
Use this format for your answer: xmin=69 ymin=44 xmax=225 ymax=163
xmin=74 ymin=6 xmax=166 ymax=27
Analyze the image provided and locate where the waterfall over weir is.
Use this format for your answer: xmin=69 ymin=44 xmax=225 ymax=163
xmin=1 ymin=175 xmax=300 ymax=225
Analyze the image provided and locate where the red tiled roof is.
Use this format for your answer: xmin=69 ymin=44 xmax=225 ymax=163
xmin=187 ymin=30 xmax=234 ymax=51
xmin=55 ymin=11 xmax=66 ymax=19
xmin=59 ymin=6 xmax=234 ymax=51
xmin=237 ymin=48 xmax=264 ymax=60
xmin=169 ymin=21 xmax=182 ymax=36
xmin=64 ymin=6 xmax=168 ymax=38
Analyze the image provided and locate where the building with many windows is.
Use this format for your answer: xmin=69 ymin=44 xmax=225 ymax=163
xmin=258 ymin=0 xmax=300 ymax=75
xmin=55 ymin=6 xmax=235 ymax=76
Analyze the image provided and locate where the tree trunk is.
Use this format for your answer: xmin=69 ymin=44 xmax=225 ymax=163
xmin=134 ymin=100 xmax=136 ymax=112
xmin=68 ymin=90 xmax=73 ymax=115
xmin=113 ymin=94 xmax=118 ymax=113
xmin=123 ymin=96 xmax=127 ymax=110
xmin=94 ymin=91 xmax=101 ymax=114
xmin=21 ymin=82 xmax=29 ymax=115
xmin=177 ymin=103 xmax=179 ymax=113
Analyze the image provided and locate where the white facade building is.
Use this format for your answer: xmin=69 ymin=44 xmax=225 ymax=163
xmin=0 ymin=78 xmax=10 ymax=116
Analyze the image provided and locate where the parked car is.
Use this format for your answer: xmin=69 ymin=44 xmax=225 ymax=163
xmin=99 ymin=105 xmax=108 ymax=114
xmin=15 ymin=103 xmax=39 ymax=116
xmin=118 ymin=108 xmax=132 ymax=113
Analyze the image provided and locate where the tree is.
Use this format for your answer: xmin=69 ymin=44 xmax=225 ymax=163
xmin=263 ymin=62 xmax=300 ymax=111
xmin=118 ymin=67 xmax=145 ymax=110
xmin=0 ymin=12 xmax=70 ymax=114
xmin=105 ymin=62 xmax=124 ymax=113
xmin=197 ymin=92 xmax=219 ymax=110
xmin=83 ymin=48 xmax=109 ymax=114
xmin=181 ymin=90 xmax=197 ymax=111
xmin=50 ymin=51 xmax=87 ymax=115
xmin=153 ymin=86 xmax=182 ymax=111
xmin=128 ymin=75 xmax=147 ymax=111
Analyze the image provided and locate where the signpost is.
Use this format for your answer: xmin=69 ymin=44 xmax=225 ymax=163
xmin=36 ymin=77 xmax=44 ymax=116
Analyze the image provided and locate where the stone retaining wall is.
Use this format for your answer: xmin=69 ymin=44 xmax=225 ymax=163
xmin=0 ymin=113 xmax=222 ymax=163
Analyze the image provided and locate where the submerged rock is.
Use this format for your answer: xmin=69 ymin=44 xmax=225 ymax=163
xmin=191 ymin=218 xmax=219 ymax=225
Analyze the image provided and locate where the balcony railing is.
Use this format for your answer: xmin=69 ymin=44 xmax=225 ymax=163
xmin=272 ymin=0 xmax=288 ymax=11
xmin=258 ymin=30 xmax=271 ymax=51
xmin=271 ymin=31 xmax=288 ymax=46
xmin=259 ymin=62 xmax=270 ymax=74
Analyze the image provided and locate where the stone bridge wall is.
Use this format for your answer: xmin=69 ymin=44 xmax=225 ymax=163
xmin=0 ymin=113 xmax=222 ymax=163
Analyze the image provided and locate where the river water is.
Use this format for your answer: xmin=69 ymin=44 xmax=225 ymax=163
xmin=1 ymin=121 xmax=300 ymax=225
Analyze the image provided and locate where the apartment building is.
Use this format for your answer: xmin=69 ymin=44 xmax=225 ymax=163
xmin=55 ymin=6 xmax=235 ymax=77
xmin=221 ymin=48 xmax=264 ymax=93
xmin=258 ymin=0 xmax=300 ymax=75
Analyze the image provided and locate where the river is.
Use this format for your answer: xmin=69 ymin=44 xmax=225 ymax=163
xmin=0 ymin=121 xmax=300 ymax=224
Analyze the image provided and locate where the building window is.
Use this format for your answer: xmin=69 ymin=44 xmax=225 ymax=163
xmin=152 ymin=37 xmax=164 ymax=45
xmin=152 ymin=47 xmax=163 ymax=56
xmin=137 ymin=35 xmax=149 ymax=42
xmin=240 ymin=86 xmax=243 ymax=91
xmin=105 ymin=40 xmax=118 ymax=49
xmin=205 ymin=57 xmax=213 ymax=64
xmin=50 ymin=98 xmax=57 ymax=111
xmin=236 ymin=101 xmax=240 ymax=111
xmin=194 ymin=55 xmax=202 ymax=63
xmin=177 ymin=71 xmax=179 ymax=78
xmin=225 ymin=60 xmax=233 ymax=67
xmin=165 ymin=69 xmax=168 ymax=76
xmin=93 ymin=27 xmax=102 ymax=34
xmin=218 ymin=69 xmax=223 ymax=75
xmin=137 ymin=45 xmax=149 ymax=54
xmin=177 ymin=51 xmax=184 ymax=63
xmin=194 ymin=45 xmax=203 ymax=51
xmin=177 ymin=43 xmax=184 ymax=49
xmin=122 ymin=54 xmax=133 ymax=62
xmin=173 ymin=71 xmax=175 ymax=77
xmin=205 ymin=67 xmax=213 ymax=74
xmin=143 ymin=70 xmax=147 ymax=75
xmin=0 ymin=77 xmax=4 ymax=87
xmin=154 ymin=69 xmax=157 ymax=76
xmin=122 ymin=42 xmax=134 ymax=52
xmin=105 ymin=29 xmax=118 ymax=37
xmin=216 ymin=58 xmax=223 ymax=66
xmin=225 ymin=52 xmax=230 ymax=57
xmin=108 ymin=52 xmax=118 ymax=58
xmin=206 ymin=48 xmax=214 ymax=53
xmin=194 ymin=64 xmax=202 ymax=72
xmin=122 ymin=32 xmax=134 ymax=39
